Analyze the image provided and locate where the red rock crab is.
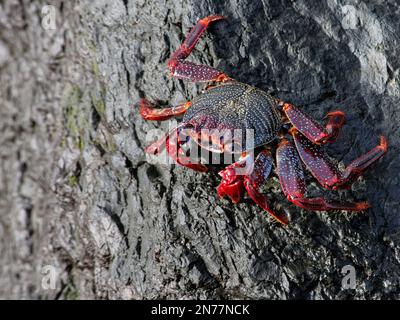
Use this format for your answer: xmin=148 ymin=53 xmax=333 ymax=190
xmin=139 ymin=15 xmax=388 ymax=224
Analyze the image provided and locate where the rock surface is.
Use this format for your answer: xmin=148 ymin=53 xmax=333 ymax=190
xmin=1 ymin=0 xmax=399 ymax=299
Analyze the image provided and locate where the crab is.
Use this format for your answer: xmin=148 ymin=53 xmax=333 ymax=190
xmin=139 ymin=15 xmax=388 ymax=224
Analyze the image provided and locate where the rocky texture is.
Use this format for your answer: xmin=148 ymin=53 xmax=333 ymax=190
xmin=1 ymin=0 xmax=399 ymax=299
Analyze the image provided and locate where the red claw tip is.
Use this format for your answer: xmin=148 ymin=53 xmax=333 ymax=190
xmin=379 ymin=135 xmax=388 ymax=153
xmin=139 ymin=99 xmax=154 ymax=119
xmin=265 ymin=211 xmax=289 ymax=225
xmin=326 ymin=110 xmax=346 ymax=119
xmin=355 ymin=202 xmax=371 ymax=211
xmin=201 ymin=15 xmax=225 ymax=25
xmin=282 ymin=103 xmax=292 ymax=112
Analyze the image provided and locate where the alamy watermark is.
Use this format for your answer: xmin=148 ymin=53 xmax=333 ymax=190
xmin=41 ymin=265 xmax=58 ymax=290
xmin=341 ymin=265 xmax=356 ymax=290
xmin=41 ymin=5 xmax=57 ymax=30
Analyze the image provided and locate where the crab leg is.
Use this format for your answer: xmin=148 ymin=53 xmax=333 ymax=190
xmin=277 ymin=138 xmax=370 ymax=211
xmin=140 ymin=98 xmax=191 ymax=121
xmin=167 ymin=15 xmax=230 ymax=82
xmin=291 ymin=129 xmax=387 ymax=190
xmin=217 ymin=151 xmax=289 ymax=225
xmin=145 ymin=126 xmax=208 ymax=172
xmin=282 ymin=102 xmax=345 ymax=144
xmin=244 ymin=151 xmax=289 ymax=225
xmin=341 ymin=135 xmax=388 ymax=184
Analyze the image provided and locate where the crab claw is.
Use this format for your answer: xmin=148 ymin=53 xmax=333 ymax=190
xmin=217 ymin=162 xmax=246 ymax=203
xmin=217 ymin=151 xmax=288 ymax=225
xmin=217 ymin=179 xmax=244 ymax=204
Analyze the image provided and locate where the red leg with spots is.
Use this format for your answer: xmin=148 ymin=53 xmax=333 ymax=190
xmin=292 ymin=129 xmax=388 ymax=190
xmin=145 ymin=126 xmax=208 ymax=172
xmin=218 ymin=151 xmax=288 ymax=225
xmin=140 ymin=98 xmax=191 ymax=121
xmin=167 ymin=15 xmax=230 ymax=82
xmin=277 ymin=138 xmax=370 ymax=211
xmin=341 ymin=135 xmax=388 ymax=185
xmin=282 ymin=103 xmax=345 ymax=144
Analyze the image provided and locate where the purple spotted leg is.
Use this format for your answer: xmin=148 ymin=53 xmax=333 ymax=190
xmin=291 ymin=129 xmax=388 ymax=190
xmin=282 ymin=102 xmax=345 ymax=144
xmin=167 ymin=15 xmax=231 ymax=82
xmin=276 ymin=138 xmax=370 ymax=211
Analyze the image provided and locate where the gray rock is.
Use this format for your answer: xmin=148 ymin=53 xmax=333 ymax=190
xmin=1 ymin=0 xmax=399 ymax=299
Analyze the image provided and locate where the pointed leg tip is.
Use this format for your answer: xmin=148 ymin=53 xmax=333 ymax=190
xmin=257 ymin=201 xmax=289 ymax=225
xmin=326 ymin=110 xmax=346 ymax=118
xmin=272 ymin=214 xmax=289 ymax=225
xmin=379 ymin=135 xmax=388 ymax=152
xmin=202 ymin=15 xmax=225 ymax=24
xmin=139 ymin=99 xmax=154 ymax=119
xmin=355 ymin=201 xmax=371 ymax=211
xmin=214 ymin=73 xmax=232 ymax=83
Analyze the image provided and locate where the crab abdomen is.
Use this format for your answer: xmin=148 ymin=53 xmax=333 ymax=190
xmin=183 ymin=82 xmax=282 ymax=151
